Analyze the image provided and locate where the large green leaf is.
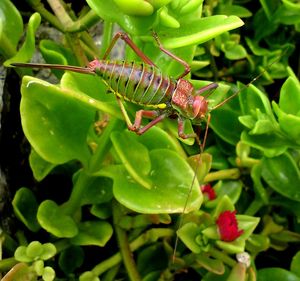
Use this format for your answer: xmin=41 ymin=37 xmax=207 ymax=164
xmin=101 ymin=149 xmax=202 ymax=214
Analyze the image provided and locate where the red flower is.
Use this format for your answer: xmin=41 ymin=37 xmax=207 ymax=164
xmin=216 ymin=210 xmax=243 ymax=242
xmin=201 ymin=184 xmax=216 ymax=200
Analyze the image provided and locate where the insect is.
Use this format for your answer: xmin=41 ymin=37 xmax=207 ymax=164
xmin=11 ymin=32 xmax=224 ymax=144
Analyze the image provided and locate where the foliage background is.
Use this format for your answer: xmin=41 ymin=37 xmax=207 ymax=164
xmin=0 ymin=0 xmax=300 ymax=280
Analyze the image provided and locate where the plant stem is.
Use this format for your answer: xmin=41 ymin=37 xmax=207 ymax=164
xmin=204 ymin=168 xmax=240 ymax=182
xmin=0 ymin=258 xmax=18 ymax=272
xmin=210 ymin=248 xmax=236 ymax=267
xmin=91 ymin=228 xmax=174 ymax=276
xmin=100 ymin=21 xmax=114 ymax=58
xmin=112 ymin=200 xmax=142 ymax=281
xmin=244 ymin=198 xmax=264 ymax=216
xmin=26 ymin=0 xmax=63 ymax=31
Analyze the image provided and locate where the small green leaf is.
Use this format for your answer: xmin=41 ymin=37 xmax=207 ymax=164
xmin=4 ymin=13 xmax=41 ymax=66
xmin=26 ymin=241 xmax=43 ymax=259
xmin=15 ymin=246 xmax=33 ymax=262
xmin=0 ymin=0 xmax=23 ymax=56
xmin=261 ymin=152 xmax=300 ymax=201
xmin=42 ymin=266 xmax=55 ymax=281
xmin=71 ymin=221 xmax=113 ymax=247
xmin=159 ymin=15 xmax=244 ymax=49
xmin=257 ymin=268 xmax=300 ymax=281
xmin=29 ymin=149 xmax=56 ymax=181
xmin=37 ymin=200 xmax=78 ymax=238
xmin=114 ymin=0 xmax=154 ymax=16
xmin=291 ymin=251 xmax=300 ymax=277
xmin=12 ymin=187 xmax=40 ymax=232
xmin=59 ymin=246 xmax=84 ymax=275
xmin=39 ymin=243 xmax=56 ymax=260
xmin=279 ymin=76 xmax=300 ymax=115
xmin=177 ymin=222 xmax=203 ymax=253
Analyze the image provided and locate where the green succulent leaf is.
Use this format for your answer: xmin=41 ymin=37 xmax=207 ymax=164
xmin=70 ymin=221 xmax=113 ymax=246
xmin=261 ymin=152 xmax=300 ymax=201
xmin=0 ymin=0 xmax=23 ymax=57
xmin=12 ymin=187 xmax=40 ymax=232
xmin=4 ymin=12 xmax=41 ymax=66
xmin=37 ymin=200 xmax=78 ymax=238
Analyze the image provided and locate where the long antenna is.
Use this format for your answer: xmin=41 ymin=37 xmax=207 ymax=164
xmin=10 ymin=62 xmax=95 ymax=74
xmin=212 ymin=48 xmax=290 ymax=110
xmin=172 ymin=116 xmax=210 ymax=262
xmin=172 ymin=47 xmax=290 ymax=262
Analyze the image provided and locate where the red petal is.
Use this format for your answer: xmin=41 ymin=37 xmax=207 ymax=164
xmin=216 ymin=210 xmax=244 ymax=241
xmin=201 ymin=184 xmax=216 ymax=200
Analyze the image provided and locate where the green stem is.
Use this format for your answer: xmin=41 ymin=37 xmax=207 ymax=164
xmin=26 ymin=0 xmax=63 ymax=31
xmin=100 ymin=21 xmax=114 ymax=58
xmin=0 ymin=258 xmax=18 ymax=272
xmin=204 ymin=168 xmax=240 ymax=182
xmin=91 ymin=228 xmax=174 ymax=276
xmin=66 ymin=10 xmax=101 ymax=32
xmin=244 ymin=198 xmax=264 ymax=216
xmin=61 ymin=170 xmax=91 ymax=216
xmin=210 ymin=248 xmax=236 ymax=267
xmin=112 ymin=200 xmax=142 ymax=281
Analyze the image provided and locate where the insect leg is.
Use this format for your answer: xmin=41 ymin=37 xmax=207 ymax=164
xmin=115 ymin=97 xmax=166 ymax=135
xmin=130 ymin=110 xmax=167 ymax=135
xmin=152 ymin=32 xmax=190 ymax=80
xmin=102 ymin=32 xmax=156 ymax=66
xmin=177 ymin=117 xmax=197 ymax=139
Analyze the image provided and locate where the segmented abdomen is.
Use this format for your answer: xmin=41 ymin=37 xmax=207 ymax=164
xmin=93 ymin=60 xmax=176 ymax=107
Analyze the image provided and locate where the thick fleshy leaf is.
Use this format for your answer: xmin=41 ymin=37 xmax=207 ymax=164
xmin=20 ymin=76 xmax=97 ymax=165
xmin=241 ymin=131 xmax=290 ymax=157
xmin=39 ymin=39 xmax=78 ymax=78
xmin=177 ymin=222 xmax=203 ymax=253
xmin=80 ymin=176 xmax=113 ymax=206
xmin=4 ymin=13 xmax=41 ymax=66
xmin=158 ymin=16 xmax=244 ymax=49
xmin=257 ymin=268 xmax=300 ymax=281
xmin=291 ymin=251 xmax=300 ymax=277
xmin=29 ymin=149 xmax=56 ymax=181
xmin=278 ymin=76 xmax=300 ymax=115
xmin=111 ymin=131 xmax=152 ymax=189
xmin=0 ymin=0 xmax=23 ymax=56
xmin=37 ymin=200 xmax=78 ymax=238
xmin=101 ymin=149 xmax=202 ymax=214
xmin=12 ymin=187 xmax=40 ymax=232
xmin=71 ymin=221 xmax=113 ymax=246
xmin=273 ymin=102 xmax=300 ymax=144
xmin=261 ymin=152 xmax=300 ymax=201
xmin=58 ymin=246 xmax=84 ymax=275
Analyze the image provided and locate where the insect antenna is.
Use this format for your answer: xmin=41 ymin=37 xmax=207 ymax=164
xmin=10 ymin=62 xmax=95 ymax=74
xmin=172 ymin=117 xmax=210 ymax=262
xmin=172 ymin=47 xmax=290 ymax=262
xmin=212 ymin=48 xmax=290 ymax=111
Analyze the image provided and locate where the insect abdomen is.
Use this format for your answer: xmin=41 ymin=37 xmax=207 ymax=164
xmin=94 ymin=60 xmax=175 ymax=107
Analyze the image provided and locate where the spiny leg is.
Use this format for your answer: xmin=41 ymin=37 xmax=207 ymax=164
xmin=152 ymin=32 xmax=191 ymax=80
xmin=177 ymin=117 xmax=197 ymax=140
xmin=102 ymin=32 xmax=156 ymax=66
xmin=115 ymin=97 xmax=167 ymax=135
